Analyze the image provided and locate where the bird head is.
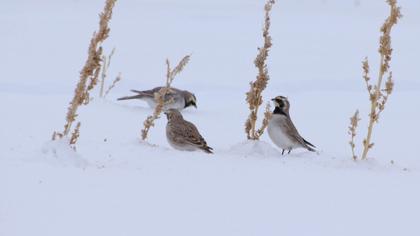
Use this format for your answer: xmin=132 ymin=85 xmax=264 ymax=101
xmin=271 ymin=96 xmax=290 ymax=113
xmin=164 ymin=108 xmax=184 ymax=120
xmin=184 ymin=91 xmax=197 ymax=108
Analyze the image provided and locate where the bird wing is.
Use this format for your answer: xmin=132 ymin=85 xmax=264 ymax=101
xmin=131 ymin=87 xmax=181 ymax=94
xmin=118 ymin=88 xmax=158 ymax=101
xmin=130 ymin=87 xmax=181 ymax=101
xmin=172 ymin=120 xmax=211 ymax=149
xmin=280 ymin=115 xmax=316 ymax=151
xmin=130 ymin=88 xmax=160 ymax=97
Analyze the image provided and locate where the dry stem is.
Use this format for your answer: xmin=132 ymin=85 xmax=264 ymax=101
xmin=349 ymin=0 xmax=401 ymax=160
xmin=141 ymin=55 xmax=191 ymax=141
xmin=348 ymin=110 xmax=360 ymax=161
xmin=256 ymin=103 xmax=273 ymax=137
xmin=245 ymin=0 xmax=275 ymax=140
xmin=70 ymin=122 xmax=81 ymax=147
xmin=100 ymin=47 xmax=116 ymax=97
xmin=360 ymin=0 xmax=401 ymax=160
xmin=104 ymin=72 xmax=122 ymax=97
xmin=52 ymin=0 xmax=117 ymax=145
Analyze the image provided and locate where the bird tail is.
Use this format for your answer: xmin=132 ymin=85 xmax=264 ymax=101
xmin=117 ymin=94 xmax=145 ymax=101
xmin=202 ymin=146 xmax=214 ymax=154
xmin=303 ymin=138 xmax=316 ymax=152
xmin=117 ymin=90 xmax=154 ymax=101
xmin=130 ymin=89 xmax=149 ymax=94
xmin=306 ymin=146 xmax=316 ymax=152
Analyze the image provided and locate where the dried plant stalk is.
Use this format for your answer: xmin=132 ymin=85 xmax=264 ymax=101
xmin=349 ymin=0 xmax=401 ymax=160
xmin=104 ymin=72 xmax=122 ymax=97
xmin=85 ymin=45 xmax=103 ymax=104
xmin=256 ymin=103 xmax=273 ymax=137
xmin=141 ymin=55 xmax=191 ymax=141
xmin=52 ymin=0 xmax=117 ymax=144
xmin=348 ymin=110 xmax=360 ymax=161
xmin=100 ymin=48 xmax=116 ymax=97
xmin=245 ymin=0 xmax=275 ymax=140
xmin=360 ymin=0 xmax=401 ymax=160
xmin=70 ymin=122 xmax=81 ymax=146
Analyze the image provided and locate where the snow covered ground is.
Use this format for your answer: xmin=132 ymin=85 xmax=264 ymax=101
xmin=1 ymin=0 xmax=420 ymax=235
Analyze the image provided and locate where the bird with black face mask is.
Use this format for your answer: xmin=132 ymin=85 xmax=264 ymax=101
xmin=117 ymin=87 xmax=197 ymax=111
xmin=267 ymin=96 xmax=316 ymax=155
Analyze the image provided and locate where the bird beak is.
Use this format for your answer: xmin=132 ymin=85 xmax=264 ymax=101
xmin=271 ymin=98 xmax=275 ymax=101
xmin=189 ymin=100 xmax=197 ymax=108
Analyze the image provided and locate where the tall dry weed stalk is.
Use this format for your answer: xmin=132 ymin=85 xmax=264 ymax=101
xmin=141 ymin=55 xmax=191 ymax=141
xmin=245 ymin=0 xmax=275 ymax=140
xmin=52 ymin=0 xmax=117 ymax=146
xmin=348 ymin=0 xmax=401 ymax=160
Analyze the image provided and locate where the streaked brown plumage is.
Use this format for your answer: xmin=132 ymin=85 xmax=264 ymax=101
xmin=164 ymin=109 xmax=213 ymax=154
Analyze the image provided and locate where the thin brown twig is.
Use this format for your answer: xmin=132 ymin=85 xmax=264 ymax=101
xmin=104 ymin=72 xmax=122 ymax=97
xmin=100 ymin=47 xmax=116 ymax=97
xmin=348 ymin=110 xmax=360 ymax=161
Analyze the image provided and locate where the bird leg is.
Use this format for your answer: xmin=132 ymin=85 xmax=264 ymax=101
xmin=281 ymin=149 xmax=285 ymax=155
xmin=288 ymin=149 xmax=292 ymax=154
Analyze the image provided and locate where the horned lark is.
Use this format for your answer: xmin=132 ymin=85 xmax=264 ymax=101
xmin=117 ymin=87 xmax=197 ymax=110
xmin=267 ymin=96 xmax=316 ymax=155
xmin=164 ymin=109 xmax=213 ymax=154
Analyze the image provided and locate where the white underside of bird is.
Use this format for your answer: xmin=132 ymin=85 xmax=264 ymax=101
xmin=268 ymin=114 xmax=300 ymax=150
xmin=166 ymin=136 xmax=198 ymax=151
xmin=143 ymin=97 xmax=185 ymax=110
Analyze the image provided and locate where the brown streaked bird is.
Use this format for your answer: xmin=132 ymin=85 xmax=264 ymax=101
xmin=117 ymin=87 xmax=197 ymax=110
xmin=267 ymin=96 xmax=316 ymax=155
xmin=164 ymin=109 xmax=213 ymax=154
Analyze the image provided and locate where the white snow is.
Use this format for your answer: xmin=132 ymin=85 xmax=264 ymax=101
xmin=1 ymin=0 xmax=420 ymax=235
